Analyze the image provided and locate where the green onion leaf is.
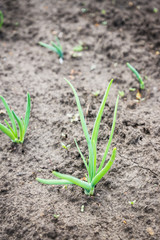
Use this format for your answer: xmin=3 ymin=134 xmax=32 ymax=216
xmin=0 ymin=123 xmax=16 ymax=141
xmin=12 ymin=111 xmax=24 ymax=143
xmin=91 ymin=79 xmax=114 ymax=175
xmin=91 ymin=147 xmax=116 ymax=187
xmin=64 ymin=78 xmax=94 ymax=180
xmin=127 ymin=62 xmax=145 ymax=89
xmin=36 ymin=178 xmax=73 ymax=185
xmin=53 ymin=171 xmax=92 ymax=191
xmin=74 ymin=138 xmax=89 ymax=173
xmin=97 ymin=95 xmax=119 ymax=173
xmin=24 ymin=93 xmax=31 ymax=133
xmin=0 ymin=96 xmax=18 ymax=138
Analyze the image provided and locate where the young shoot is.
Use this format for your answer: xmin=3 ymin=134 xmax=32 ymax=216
xmin=0 ymin=11 xmax=4 ymax=29
xmin=61 ymin=142 xmax=70 ymax=150
xmin=0 ymin=93 xmax=31 ymax=143
xmin=92 ymin=90 xmax=100 ymax=97
xmin=73 ymin=44 xmax=83 ymax=52
xmin=37 ymin=79 xmax=119 ymax=195
xmin=129 ymin=200 xmax=136 ymax=206
xmin=118 ymin=91 xmax=125 ymax=98
xmin=39 ymin=37 xmax=63 ymax=63
xmin=127 ymin=62 xmax=145 ymax=89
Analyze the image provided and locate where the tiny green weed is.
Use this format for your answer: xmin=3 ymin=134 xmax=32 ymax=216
xmin=127 ymin=62 xmax=145 ymax=89
xmin=118 ymin=91 xmax=125 ymax=98
xmin=39 ymin=37 xmax=63 ymax=63
xmin=73 ymin=43 xmax=88 ymax=52
xmin=0 ymin=11 xmax=4 ymax=29
xmin=129 ymin=200 xmax=136 ymax=205
xmin=92 ymin=90 xmax=100 ymax=97
xmin=73 ymin=44 xmax=83 ymax=52
xmin=53 ymin=214 xmax=59 ymax=219
xmin=101 ymin=9 xmax=106 ymax=15
xmin=153 ymin=7 xmax=158 ymax=13
xmin=61 ymin=142 xmax=70 ymax=150
xmin=0 ymin=93 xmax=31 ymax=143
xmin=129 ymin=87 xmax=136 ymax=92
xmin=37 ymin=79 xmax=119 ymax=195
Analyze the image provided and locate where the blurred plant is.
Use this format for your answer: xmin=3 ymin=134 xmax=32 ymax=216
xmin=0 ymin=93 xmax=31 ymax=143
xmin=118 ymin=91 xmax=125 ymax=97
xmin=0 ymin=11 xmax=4 ymax=29
xmin=61 ymin=142 xmax=70 ymax=150
xmin=101 ymin=9 xmax=106 ymax=15
xmin=129 ymin=200 xmax=136 ymax=205
xmin=73 ymin=44 xmax=83 ymax=52
xmin=73 ymin=43 xmax=88 ymax=52
xmin=127 ymin=62 xmax=145 ymax=89
xmin=39 ymin=37 xmax=63 ymax=63
xmin=81 ymin=8 xmax=87 ymax=13
xmin=153 ymin=8 xmax=158 ymax=13
xmin=53 ymin=214 xmax=59 ymax=219
xmin=129 ymin=88 xmax=136 ymax=92
xmin=102 ymin=21 xmax=107 ymax=25
xmin=37 ymin=79 xmax=119 ymax=195
xmin=92 ymin=90 xmax=100 ymax=97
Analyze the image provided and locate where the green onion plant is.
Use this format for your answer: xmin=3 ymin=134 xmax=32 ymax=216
xmin=0 ymin=11 xmax=4 ymax=29
xmin=37 ymin=79 xmax=119 ymax=195
xmin=127 ymin=62 xmax=145 ymax=89
xmin=0 ymin=93 xmax=31 ymax=143
xmin=39 ymin=37 xmax=63 ymax=63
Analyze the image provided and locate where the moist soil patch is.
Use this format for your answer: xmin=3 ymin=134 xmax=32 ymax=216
xmin=0 ymin=0 xmax=160 ymax=239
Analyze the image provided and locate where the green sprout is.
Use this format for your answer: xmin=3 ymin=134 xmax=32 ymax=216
xmin=39 ymin=37 xmax=63 ymax=63
xmin=127 ymin=62 xmax=145 ymax=89
xmin=37 ymin=79 xmax=119 ymax=195
xmin=61 ymin=142 xmax=70 ymax=150
xmin=0 ymin=11 xmax=4 ymax=29
xmin=81 ymin=8 xmax=87 ymax=13
xmin=0 ymin=93 xmax=31 ymax=143
xmin=102 ymin=21 xmax=107 ymax=25
xmin=73 ymin=43 xmax=88 ymax=52
xmin=118 ymin=91 xmax=125 ymax=98
xmin=73 ymin=44 xmax=83 ymax=52
xmin=153 ymin=8 xmax=158 ymax=13
xmin=129 ymin=200 xmax=136 ymax=205
xmin=129 ymin=88 xmax=136 ymax=92
xmin=92 ymin=90 xmax=100 ymax=97
xmin=101 ymin=9 xmax=106 ymax=15
xmin=53 ymin=214 xmax=59 ymax=219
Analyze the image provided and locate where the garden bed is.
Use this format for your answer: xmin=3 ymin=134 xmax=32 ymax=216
xmin=0 ymin=0 xmax=160 ymax=239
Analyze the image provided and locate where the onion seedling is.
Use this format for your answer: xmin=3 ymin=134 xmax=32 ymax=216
xmin=127 ymin=62 xmax=145 ymax=89
xmin=37 ymin=79 xmax=119 ymax=195
xmin=0 ymin=93 xmax=31 ymax=143
xmin=0 ymin=11 xmax=4 ymax=29
xmin=39 ymin=37 xmax=63 ymax=63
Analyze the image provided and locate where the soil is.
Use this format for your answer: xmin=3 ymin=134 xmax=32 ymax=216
xmin=0 ymin=0 xmax=160 ymax=239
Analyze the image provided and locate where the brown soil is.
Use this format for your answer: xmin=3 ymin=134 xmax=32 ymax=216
xmin=0 ymin=0 xmax=160 ymax=239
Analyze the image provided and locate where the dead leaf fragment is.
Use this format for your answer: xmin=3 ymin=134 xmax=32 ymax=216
xmin=128 ymin=2 xmax=133 ymax=7
xmin=136 ymin=90 xmax=141 ymax=100
xmin=81 ymin=177 xmax=87 ymax=182
xmin=70 ymin=69 xmax=76 ymax=75
xmin=69 ymin=75 xmax=75 ymax=80
xmin=146 ymin=227 xmax=154 ymax=236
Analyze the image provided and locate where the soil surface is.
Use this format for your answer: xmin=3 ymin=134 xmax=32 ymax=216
xmin=0 ymin=0 xmax=160 ymax=239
